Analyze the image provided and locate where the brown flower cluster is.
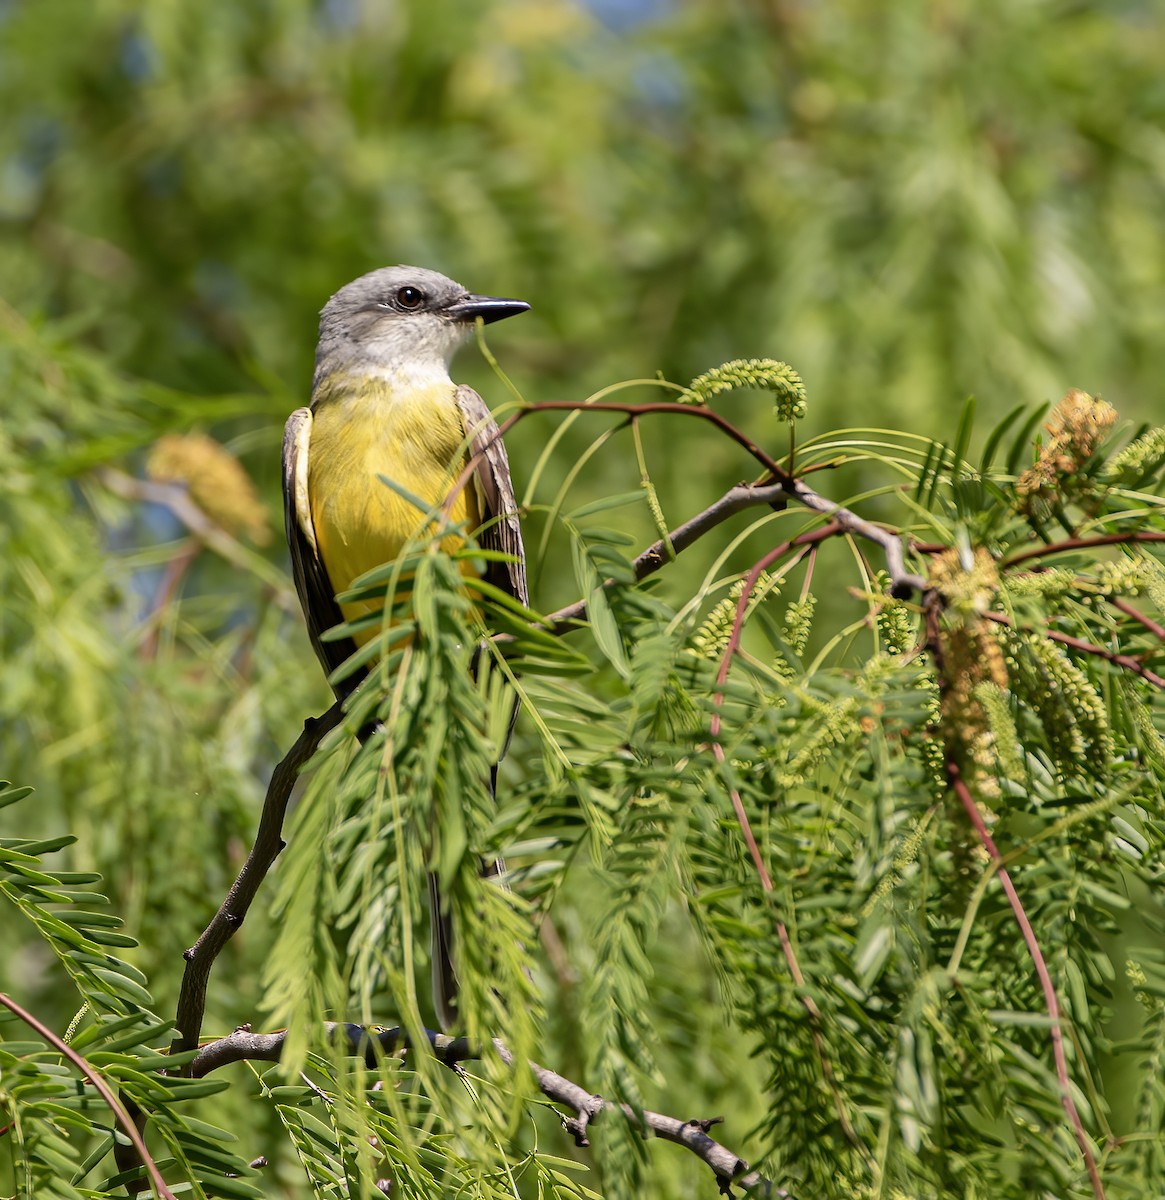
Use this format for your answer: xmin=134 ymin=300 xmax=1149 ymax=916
xmin=147 ymin=433 xmax=271 ymax=545
xmin=1014 ymin=388 xmax=1117 ymax=515
xmin=930 ymin=547 xmax=1009 ymax=785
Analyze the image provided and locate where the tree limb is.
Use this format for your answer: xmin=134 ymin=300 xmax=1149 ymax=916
xmin=1001 ymin=529 xmax=1165 ymax=569
xmin=459 ymin=400 xmax=927 ymax=634
xmin=190 ymin=1022 xmax=783 ymax=1197
xmin=170 ymin=701 xmax=345 ymax=1059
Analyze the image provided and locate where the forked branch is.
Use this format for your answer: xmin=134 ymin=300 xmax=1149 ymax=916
xmin=191 ymin=1022 xmax=782 ymax=1197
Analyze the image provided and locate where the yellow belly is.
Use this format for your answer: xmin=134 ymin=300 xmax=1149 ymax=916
xmin=308 ymin=379 xmax=481 ymax=645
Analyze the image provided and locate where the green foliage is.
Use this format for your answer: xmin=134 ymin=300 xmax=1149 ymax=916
xmin=0 ymin=782 xmax=261 ymax=1198
xmin=3 ymin=2 xmax=1165 ymax=1197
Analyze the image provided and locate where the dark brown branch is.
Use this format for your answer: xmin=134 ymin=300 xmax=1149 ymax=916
xmin=170 ymin=701 xmax=345 ymax=1059
xmin=191 ymin=1023 xmax=780 ymax=1197
xmin=0 ymin=992 xmax=178 ymax=1200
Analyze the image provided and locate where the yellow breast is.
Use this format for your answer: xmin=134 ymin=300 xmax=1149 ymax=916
xmin=308 ymin=375 xmax=481 ymax=644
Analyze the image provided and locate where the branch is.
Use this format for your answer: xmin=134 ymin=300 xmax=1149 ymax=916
xmin=983 ymin=611 xmax=1165 ymax=689
xmin=493 ymin=399 xmax=790 ymax=480
xmin=464 ymin=400 xmax=927 ymax=634
xmin=1108 ymin=595 xmax=1165 ymax=643
xmin=0 ymin=992 xmax=178 ymax=1200
xmin=944 ymin=763 xmax=1106 ymax=1200
xmin=477 ymin=403 xmax=926 ymax=633
xmin=170 ymin=701 xmax=345 ymax=1058
xmin=1002 ymin=530 xmax=1165 ymax=569
xmin=786 ymin=479 xmax=925 ymax=597
xmin=543 ymin=480 xmax=790 ymax=631
xmin=98 ymin=467 xmax=297 ymax=606
xmin=191 ymin=1022 xmax=782 ymax=1197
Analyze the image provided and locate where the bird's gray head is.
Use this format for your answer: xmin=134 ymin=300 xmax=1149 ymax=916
xmin=313 ymin=265 xmax=529 ymax=391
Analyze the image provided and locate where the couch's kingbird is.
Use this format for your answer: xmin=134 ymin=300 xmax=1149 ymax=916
xmin=281 ymin=265 xmax=529 ymax=1027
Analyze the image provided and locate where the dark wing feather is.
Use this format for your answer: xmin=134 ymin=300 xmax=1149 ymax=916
xmin=455 ymin=384 xmax=528 ymax=607
xmin=432 ymin=386 xmax=527 ymax=1030
xmin=282 ymin=407 xmax=357 ymax=696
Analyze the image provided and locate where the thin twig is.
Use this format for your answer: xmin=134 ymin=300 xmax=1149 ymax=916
xmin=98 ymin=468 xmax=297 ymax=606
xmin=138 ymin=542 xmax=200 ymax=661
xmin=944 ymin=764 xmax=1106 ymax=1200
xmin=492 ymin=399 xmax=790 ymax=480
xmin=1108 ymin=595 xmax=1165 ymax=643
xmin=170 ymin=701 xmax=345 ymax=1059
xmin=541 ymin=480 xmax=791 ymax=631
xmin=1002 ymin=530 xmax=1165 ymax=569
xmin=191 ymin=1023 xmax=780 ymax=1196
xmin=983 ymin=612 xmax=1165 ymax=689
xmin=456 ymin=400 xmax=926 ymax=625
xmin=704 ymin=524 xmax=870 ymax=1162
xmin=0 ymin=992 xmax=178 ymax=1200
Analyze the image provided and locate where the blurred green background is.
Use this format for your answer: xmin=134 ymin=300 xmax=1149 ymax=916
xmin=1 ymin=0 xmax=1163 ymax=1193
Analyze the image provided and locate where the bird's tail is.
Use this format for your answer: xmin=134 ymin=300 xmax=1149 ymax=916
xmin=429 ymin=855 xmax=507 ymax=1032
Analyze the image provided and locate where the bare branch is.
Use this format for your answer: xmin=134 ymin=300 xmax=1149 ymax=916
xmin=543 ymin=480 xmax=791 ymax=631
xmin=460 ymin=400 xmax=926 ymax=636
xmin=787 ymin=478 xmax=926 ymax=598
xmin=191 ymin=1023 xmax=782 ymax=1197
xmin=1108 ymin=595 xmax=1165 ymax=644
xmin=170 ymin=701 xmax=345 ymax=1058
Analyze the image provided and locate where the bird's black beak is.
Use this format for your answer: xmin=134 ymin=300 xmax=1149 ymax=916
xmin=446 ymin=294 xmax=531 ymax=325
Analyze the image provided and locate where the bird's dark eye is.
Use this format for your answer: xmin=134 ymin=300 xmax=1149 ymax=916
xmin=396 ymin=286 xmax=425 ymax=310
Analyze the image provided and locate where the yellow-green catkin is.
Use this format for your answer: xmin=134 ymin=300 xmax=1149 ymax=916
xmin=688 ymin=572 xmax=781 ymax=659
xmin=873 ymin=570 xmax=917 ymax=655
xmin=783 ymin=594 xmax=817 ymax=656
xmin=1104 ymin=425 xmax=1165 ymax=486
xmin=1006 ymin=632 xmax=1113 ymax=779
xmin=972 ymin=681 xmax=1025 ymax=783
xmin=687 ymin=358 xmax=807 ymax=421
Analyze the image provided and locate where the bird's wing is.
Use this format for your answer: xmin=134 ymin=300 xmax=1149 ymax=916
xmin=455 ymin=384 xmax=528 ymax=607
xmin=432 ymin=387 xmax=527 ymax=1030
xmin=282 ymin=407 xmax=355 ymax=694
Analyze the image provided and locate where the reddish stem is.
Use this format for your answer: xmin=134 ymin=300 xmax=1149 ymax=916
xmin=498 ymin=399 xmax=790 ymax=481
xmin=983 ymin=612 xmax=1165 ymax=689
xmin=1108 ymin=595 xmax=1165 ymax=643
xmin=0 ymin=992 xmax=177 ymax=1200
xmin=708 ymin=522 xmax=843 ymax=889
xmin=944 ymin=766 xmax=1106 ymax=1200
xmin=1002 ymin=530 xmax=1165 ymax=569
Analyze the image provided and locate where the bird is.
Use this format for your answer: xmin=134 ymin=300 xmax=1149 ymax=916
xmin=281 ymin=265 xmax=530 ymax=1028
